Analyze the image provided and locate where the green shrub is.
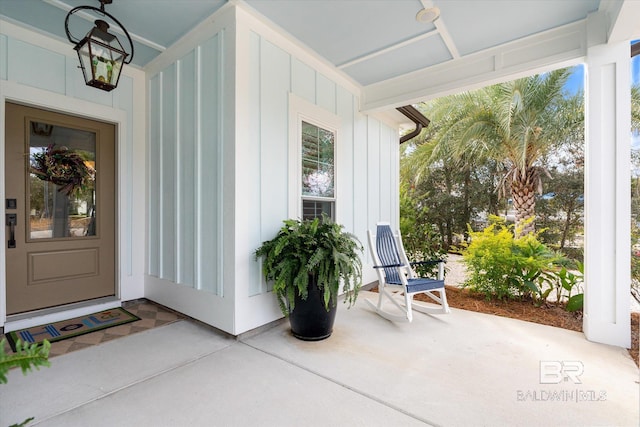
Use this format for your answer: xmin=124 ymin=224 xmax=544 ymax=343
xmin=462 ymin=222 xmax=517 ymax=299
xmin=544 ymin=263 xmax=584 ymax=311
xmin=400 ymin=184 xmax=447 ymax=277
xmin=462 ymin=221 xmax=561 ymax=302
xmin=401 ymin=224 xmax=446 ymax=278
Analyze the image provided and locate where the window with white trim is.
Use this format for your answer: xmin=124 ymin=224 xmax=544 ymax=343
xmin=288 ymin=93 xmax=340 ymax=221
xmin=301 ymin=120 xmax=335 ymax=220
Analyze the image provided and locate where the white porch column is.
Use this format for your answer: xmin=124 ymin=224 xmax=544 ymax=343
xmin=583 ymin=40 xmax=631 ymax=348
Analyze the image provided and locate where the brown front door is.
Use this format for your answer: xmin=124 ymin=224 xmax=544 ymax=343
xmin=5 ymin=103 xmax=116 ymax=315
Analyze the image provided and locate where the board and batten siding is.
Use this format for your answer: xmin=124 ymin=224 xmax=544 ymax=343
xmin=243 ymin=31 xmax=399 ymax=299
xmin=142 ymin=5 xmax=400 ymax=333
xmin=147 ymin=33 xmax=225 ymax=297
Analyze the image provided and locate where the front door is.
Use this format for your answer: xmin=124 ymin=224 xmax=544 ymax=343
xmin=5 ymin=103 xmax=116 ymax=315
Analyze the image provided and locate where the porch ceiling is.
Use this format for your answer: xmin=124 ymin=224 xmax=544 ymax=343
xmin=0 ymin=0 xmax=637 ymax=107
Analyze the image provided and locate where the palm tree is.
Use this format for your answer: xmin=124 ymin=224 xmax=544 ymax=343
xmin=416 ymin=69 xmax=570 ymax=236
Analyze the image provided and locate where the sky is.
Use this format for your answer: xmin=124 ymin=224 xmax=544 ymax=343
xmin=564 ymin=55 xmax=640 ymax=96
xmin=563 ymin=65 xmax=584 ymax=96
xmin=562 ymin=50 xmax=640 ymax=149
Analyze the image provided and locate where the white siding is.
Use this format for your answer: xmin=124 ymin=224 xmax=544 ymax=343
xmin=148 ymin=74 xmax=161 ymax=278
xmin=0 ymin=34 xmax=7 ymax=80
xmin=161 ymin=63 xmax=177 ymax=282
xmin=198 ymin=34 xmax=224 ymax=296
xmin=178 ymin=51 xmax=197 ymax=288
xmin=145 ymin=23 xmax=234 ymax=333
xmin=291 ymin=58 xmax=315 ymax=105
xmin=316 ymin=73 xmax=336 ymax=114
xmin=242 ymin=29 xmax=399 ymax=302
xmin=8 ymin=38 xmax=66 ymax=94
xmin=246 ymin=31 xmax=264 ymax=297
xmin=367 ymin=118 xmax=381 ymax=230
xmin=147 ymin=33 xmax=225 ymax=296
xmin=353 ymin=112 xmax=369 ymax=262
xmin=336 ymin=86 xmax=355 ymax=233
xmin=258 ymin=38 xmax=290 ymax=244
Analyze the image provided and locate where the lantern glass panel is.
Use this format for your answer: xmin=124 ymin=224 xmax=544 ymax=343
xmin=76 ymin=41 xmax=94 ymax=85
xmin=90 ymin=33 xmax=125 ymax=85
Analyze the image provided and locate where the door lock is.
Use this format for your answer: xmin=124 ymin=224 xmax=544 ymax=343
xmin=6 ymin=213 xmax=16 ymax=248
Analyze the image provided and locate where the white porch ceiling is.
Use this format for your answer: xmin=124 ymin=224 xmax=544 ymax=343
xmin=0 ymin=0 xmax=637 ymax=108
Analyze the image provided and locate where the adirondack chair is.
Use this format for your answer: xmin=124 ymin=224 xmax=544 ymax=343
xmin=366 ymin=222 xmax=450 ymax=322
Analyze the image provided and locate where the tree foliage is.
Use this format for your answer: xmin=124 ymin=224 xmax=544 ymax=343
xmin=536 ymin=169 xmax=583 ymax=253
xmin=632 ymin=84 xmax=640 ymax=134
xmin=417 ymin=69 xmax=570 ymax=235
xmin=399 ymin=183 xmax=446 ymax=276
xmin=536 ymin=92 xmax=585 ymax=254
xmin=401 ymin=67 xmax=581 ymax=246
xmin=630 ymin=83 xmax=640 ymax=299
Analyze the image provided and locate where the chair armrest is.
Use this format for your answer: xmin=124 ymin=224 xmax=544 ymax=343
xmin=373 ymin=263 xmax=405 ymax=269
xmin=409 ymin=259 xmax=445 ymax=267
xmin=409 ymin=259 xmax=446 ymax=281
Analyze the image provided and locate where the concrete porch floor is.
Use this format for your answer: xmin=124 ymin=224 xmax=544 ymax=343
xmin=1 ymin=291 xmax=638 ymax=427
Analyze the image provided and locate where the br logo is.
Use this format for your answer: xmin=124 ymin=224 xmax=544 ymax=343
xmin=539 ymin=360 xmax=584 ymax=384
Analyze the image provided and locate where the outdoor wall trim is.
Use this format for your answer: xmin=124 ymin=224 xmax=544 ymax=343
xmin=361 ymin=20 xmax=588 ymax=112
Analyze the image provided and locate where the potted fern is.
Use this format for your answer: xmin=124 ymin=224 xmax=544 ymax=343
xmin=255 ymin=216 xmax=363 ymax=340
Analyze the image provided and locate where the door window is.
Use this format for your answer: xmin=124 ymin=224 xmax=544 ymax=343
xmin=28 ymin=121 xmax=97 ymax=239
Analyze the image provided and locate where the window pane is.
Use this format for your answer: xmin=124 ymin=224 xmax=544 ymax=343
xmin=29 ymin=122 xmax=96 ymax=239
xmin=302 ymin=121 xmax=334 ymax=197
xmin=302 ymin=200 xmax=333 ymax=221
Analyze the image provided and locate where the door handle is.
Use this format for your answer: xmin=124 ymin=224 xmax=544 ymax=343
xmin=6 ymin=214 xmax=16 ymax=248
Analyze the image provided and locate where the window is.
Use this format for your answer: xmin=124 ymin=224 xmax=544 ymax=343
xmin=301 ymin=121 xmax=335 ymax=220
xmin=289 ymin=93 xmax=341 ymax=221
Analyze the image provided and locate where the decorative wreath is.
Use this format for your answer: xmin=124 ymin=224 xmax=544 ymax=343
xmin=31 ymin=144 xmax=94 ymax=197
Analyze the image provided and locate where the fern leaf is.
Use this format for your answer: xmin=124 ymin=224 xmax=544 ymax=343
xmin=0 ymin=339 xmax=51 ymax=384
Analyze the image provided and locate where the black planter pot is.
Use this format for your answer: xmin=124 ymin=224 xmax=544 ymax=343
xmin=288 ymin=277 xmax=337 ymax=341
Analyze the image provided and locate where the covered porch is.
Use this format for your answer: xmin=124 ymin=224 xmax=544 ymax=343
xmin=0 ymin=0 xmax=638 ymax=383
xmin=1 ymin=294 xmax=637 ymax=426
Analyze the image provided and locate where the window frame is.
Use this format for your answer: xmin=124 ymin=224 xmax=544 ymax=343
xmin=288 ymin=93 xmax=341 ymax=221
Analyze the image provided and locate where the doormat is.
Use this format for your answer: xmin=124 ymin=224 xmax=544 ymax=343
xmin=4 ymin=307 xmax=140 ymax=352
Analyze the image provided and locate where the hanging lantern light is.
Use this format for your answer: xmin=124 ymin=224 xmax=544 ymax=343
xmin=64 ymin=0 xmax=134 ymax=92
